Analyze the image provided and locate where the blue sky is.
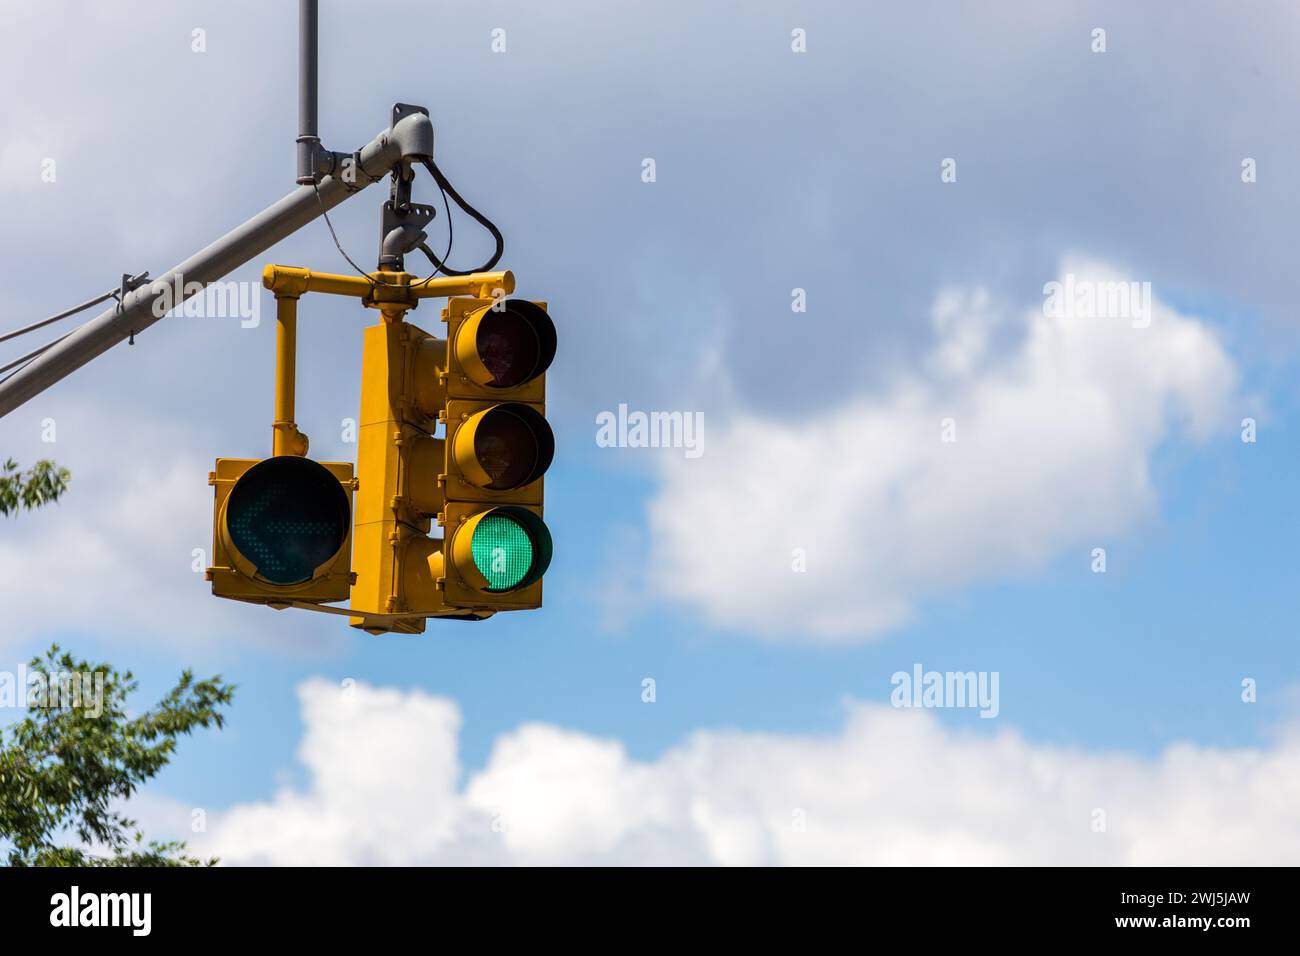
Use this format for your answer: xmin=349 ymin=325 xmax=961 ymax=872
xmin=110 ymin=356 xmax=1300 ymax=813
xmin=3 ymin=0 xmax=1300 ymax=864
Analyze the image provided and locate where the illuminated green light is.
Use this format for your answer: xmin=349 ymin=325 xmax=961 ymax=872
xmin=471 ymin=514 xmax=535 ymax=591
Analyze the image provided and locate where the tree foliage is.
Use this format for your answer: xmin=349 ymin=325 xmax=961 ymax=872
xmin=0 ymin=458 xmax=70 ymax=516
xmin=0 ymin=646 xmax=235 ymax=866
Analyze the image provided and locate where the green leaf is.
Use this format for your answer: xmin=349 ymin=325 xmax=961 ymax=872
xmin=0 ymin=459 xmax=71 ymax=517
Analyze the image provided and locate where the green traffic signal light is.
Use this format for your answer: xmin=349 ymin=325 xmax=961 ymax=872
xmin=461 ymin=506 xmax=552 ymax=593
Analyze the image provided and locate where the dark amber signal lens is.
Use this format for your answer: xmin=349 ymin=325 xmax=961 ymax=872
xmin=471 ymin=301 xmax=557 ymax=389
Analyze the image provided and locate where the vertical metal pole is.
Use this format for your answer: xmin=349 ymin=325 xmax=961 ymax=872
xmin=296 ymin=0 xmax=320 ymax=184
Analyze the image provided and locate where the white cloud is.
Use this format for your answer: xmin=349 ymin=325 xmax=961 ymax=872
xmin=642 ymin=259 xmax=1239 ymax=641
xmin=194 ymin=680 xmax=464 ymax=866
xmin=189 ymin=677 xmax=1300 ymax=866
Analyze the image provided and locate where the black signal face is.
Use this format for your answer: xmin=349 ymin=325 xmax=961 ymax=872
xmin=476 ymin=407 xmax=535 ymax=488
xmin=475 ymin=300 xmax=556 ymax=388
xmin=225 ymin=456 xmax=350 ymax=585
xmin=471 ymin=403 xmax=554 ymax=490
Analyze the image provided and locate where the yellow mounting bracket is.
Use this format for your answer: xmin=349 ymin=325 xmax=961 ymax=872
xmin=261 ymin=264 xmax=514 ymax=456
xmin=271 ymin=294 xmax=310 ymax=457
xmin=262 ymin=264 xmax=514 ymax=308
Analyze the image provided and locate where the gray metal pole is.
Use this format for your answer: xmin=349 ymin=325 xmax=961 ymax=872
xmin=297 ymin=0 xmax=320 ymax=184
xmin=0 ymin=110 xmax=434 ymax=420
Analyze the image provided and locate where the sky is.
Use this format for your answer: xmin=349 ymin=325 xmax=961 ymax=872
xmin=2 ymin=0 xmax=1300 ymax=864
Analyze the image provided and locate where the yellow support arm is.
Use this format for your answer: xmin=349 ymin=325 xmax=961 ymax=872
xmin=272 ymin=295 xmax=309 ymax=457
xmin=262 ymin=264 xmax=514 ymax=305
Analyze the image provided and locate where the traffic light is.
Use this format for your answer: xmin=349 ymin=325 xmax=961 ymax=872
xmin=434 ymin=295 xmax=555 ymax=614
xmin=207 ymin=455 xmax=356 ymax=605
xmin=349 ymin=295 xmax=556 ymax=634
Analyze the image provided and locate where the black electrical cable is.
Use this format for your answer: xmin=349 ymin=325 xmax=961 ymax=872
xmin=418 ymin=158 xmax=504 ymax=275
xmin=312 ymin=177 xmax=448 ymax=289
xmin=312 ymin=181 xmax=387 ymax=293
xmin=313 ymin=154 xmax=497 ymax=290
xmin=417 ymin=180 xmax=455 ymax=282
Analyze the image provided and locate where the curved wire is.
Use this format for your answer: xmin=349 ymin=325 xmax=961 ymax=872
xmin=311 ymin=154 xmax=488 ymax=291
xmin=0 ymin=274 xmax=146 ymax=345
xmin=417 ymin=158 xmax=504 ymax=275
xmin=0 ymin=330 xmax=74 ymax=385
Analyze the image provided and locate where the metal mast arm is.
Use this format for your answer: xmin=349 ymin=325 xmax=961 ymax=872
xmin=0 ymin=114 xmax=434 ymax=420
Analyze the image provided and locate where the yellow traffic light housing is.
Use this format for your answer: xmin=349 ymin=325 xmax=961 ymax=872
xmin=207 ymin=456 xmax=356 ymax=605
xmin=207 ymin=291 xmax=358 ymax=607
xmin=348 ymin=318 xmax=445 ymax=632
xmin=348 ymin=294 xmax=556 ymax=634
xmin=447 ymin=297 xmax=554 ymax=397
xmin=441 ymin=297 xmax=554 ymax=506
xmin=210 ymin=265 xmax=554 ymax=635
xmin=437 ymin=501 xmax=552 ymax=609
